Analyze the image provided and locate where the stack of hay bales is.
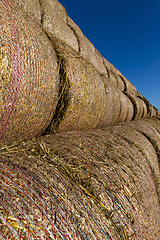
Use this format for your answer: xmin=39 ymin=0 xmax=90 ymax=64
xmin=1 ymin=0 xmax=158 ymax=145
xmin=0 ymin=0 xmax=160 ymax=239
xmin=44 ymin=38 xmax=114 ymax=133
xmin=39 ymin=0 xmax=158 ymax=129
xmin=0 ymin=118 xmax=160 ymax=239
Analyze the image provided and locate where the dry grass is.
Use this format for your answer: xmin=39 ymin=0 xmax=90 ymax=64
xmin=1 ymin=119 xmax=160 ymax=239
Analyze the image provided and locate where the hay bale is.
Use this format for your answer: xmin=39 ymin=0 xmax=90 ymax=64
xmin=108 ymin=71 xmax=118 ymax=87
xmin=0 ymin=126 xmax=159 ymax=239
xmin=135 ymin=97 xmax=146 ymax=118
xmin=42 ymin=0 xmax=67 ymax=22
xmin=99 ymin=77 xmax=134 ymax=125
xmin=99 ymin=76 xmax=114 ymax=126
xmin=124 ymin=119 xmax=160 ymax=162
xmin=116 ymin=91 xmax=134 ymax=123
xmin=136 ymin=92 xmax=158 ymax=117
xmin=1 ymin=1 xmax=160 ymax=239
xmin=95 ymin=48 xmax=108 ymax=75
xmin=94 ymin=75 xmax=134 ymax=125
xmin=78 ymin=34 xmax=103 ymax=71
xmin=110 ymin=86 xmax=121 ymax=124
xmin=121 ymin=76 xmax=137 ymax=95
xmin=125 ymin=101 xmax=134 ymax=122
xmin=82 ymin=43 xmax=107 ymax=75
xmin=43 ymin=38 xmax=115 ymax=133
xmin=103 ymin=57 xmax=122 ymax=76
xmin=147 ymin=106 xmax=155 ymax=117
xmin=67 ymin=16 xmax=107 ymax=74
xmin=116 ymin=74 xmax=125 ymax=91
xmin=12 ymin=0 xmax=41 ymax=24
xmin=103 ymin=57 xmax=112 ymax=71
xmin=0 ymin=1 xmax=59 ymax=145
xmin=109 ymin=124 xmax=160 ymax=201
xmin=151 ymin=106 xmax=158 ymax=117
xmin=40 ymin=0 xmax=79 ymax=51
xmin=141 ymin=99 xmax=148 ymax=117
xmin=142 ymin=117 xmax=160 ymax=134
xmin=109 ymin=62 xmax=123 ymax=76
xmin=126 ymin=94 xmax=147 ymax=119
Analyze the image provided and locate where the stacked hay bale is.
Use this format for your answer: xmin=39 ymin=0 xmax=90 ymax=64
xmin=44 ymin=38 xmax=114 ymax=133
xmin=0 ymin=0 xmax=59 ymax=145
xmin=42 ymin=37 xmax=137 ymax=133
xmin=0 ymin=118 xmax=160 ymax=239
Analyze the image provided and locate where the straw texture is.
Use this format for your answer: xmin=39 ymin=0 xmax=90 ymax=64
xmin=0 ymin=0 xmax=160 ymax=239
xmin=40 ymin=0 xmax=79 ymax=51
xmin=0 ymin=0 xmax=59 ymax=145
xmin=125 ymin=94 xmax=147 ymax=119
xmin=44 ymin=39 xmax=110 ymax=133
xmin=0 ymin=119 xmax=160 ymax=239
xmin=12 ymin=0 xmax=41 ymax=24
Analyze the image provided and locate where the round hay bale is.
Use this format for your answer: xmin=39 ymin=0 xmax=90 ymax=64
xmin=43 ymin=0 xmax=67 ymax=22
xmin=103 ymin=57 xmax=112 ymax=71
xmin=97 ymin=76 xmax=114 ymax=126
xmin=103 ymin=57 xmax=122 ymax=76
xmin=116 ymin=74 xmax=125 ymax=91
xmin=45 ymin=39 xmax=109 ymax=133
xmin=0 ymin=128 xmax=159 ymax=239
xmin=0 ymin=1 xmax=59 ymax=145
xmin=116 ymin=90 xmax=134 ymax=123
xmin=108 ymin=70 xmax=118 ymax=87
xmin=136 ymin=92 xmax=150 ymax=117
xmin=141 ymin=98 xmax=148 ymax=117
xmin=137 ymin=97 xmax=146 ymax=118
xmin=142 ymin=117 xmax=160 ymax=134
xmin=109 ymin=124 xmax=160 ymax=201
xmin=121 ymin=76 xmax=137 ymax=95
xmin=136 ymin=93 xmax=158 ymax=117
xmin=125 ymin=96 xmax=134 ymax=122
xmin=124 ymin=118 xmax=160 ymax=163
xmin=110 ymin=85 xmax=121 ymax=124
xmin=125 ymin=94 xmax=146 ymax=119
xmin=151 ymin=106 xmax=158 ymax=117
xmin=148 ymin=105 xmax=155 ymax=117
xmin=79 ymin=35 xmax=107 ymax=74
xmin=40 ymin=0 xmax=79 ymax=51
xmin=94 ymin=48 xmax=108 ymax=74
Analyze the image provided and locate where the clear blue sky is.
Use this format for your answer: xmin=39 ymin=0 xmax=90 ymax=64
xmin=59 ymin=0 xmax=160 ymax=111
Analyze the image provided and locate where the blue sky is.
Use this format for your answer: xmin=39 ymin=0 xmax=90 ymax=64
xmin=59 ymin=0 xmax=160 ymax=111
